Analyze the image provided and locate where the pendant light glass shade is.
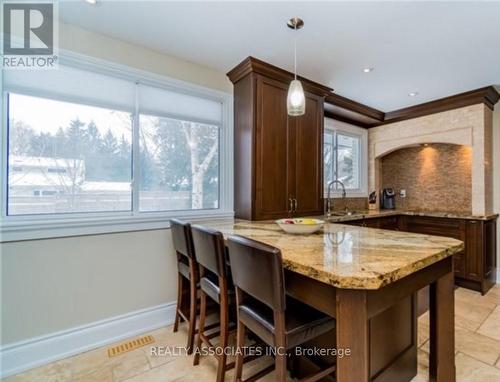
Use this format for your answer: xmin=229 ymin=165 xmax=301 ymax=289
xmin=287 ymin=79 xmax=306 ymax=116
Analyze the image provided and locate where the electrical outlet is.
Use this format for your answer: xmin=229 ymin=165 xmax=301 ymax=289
xmin=399 ymin=189 xmax=406 ymax=198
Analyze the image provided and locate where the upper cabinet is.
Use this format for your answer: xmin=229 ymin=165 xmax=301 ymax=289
xmin=227 ymin=57 xmax=331 ymax=220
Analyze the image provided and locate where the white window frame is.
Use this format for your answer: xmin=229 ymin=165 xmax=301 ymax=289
xmin=324 ymin=118 xmax=368 ymax=198
xmin=0 ymin=51 xmax=234 ymax=242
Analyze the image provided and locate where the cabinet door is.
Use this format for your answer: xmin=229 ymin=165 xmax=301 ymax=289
xmin=254 ymin=76 xmax=291 ymax=220
xmin=454 ymin=252 xmax=466 ymax=278
xmin=465 ymin=221 xmax=483 ymax=282
xmin=404 ymin=216 xmax=463 ymax=239
xmin=292 ymin=93 xmax=324 ymax=216
xmin=378 ymin=216 xmax=400 ymax=230
xmin=364 ymin=218 xmax=381 ymax=228
xmin=483 ymin=220 xmax=497 ymax=290
xmin=484 ymin=220 xmax=497 ymax=278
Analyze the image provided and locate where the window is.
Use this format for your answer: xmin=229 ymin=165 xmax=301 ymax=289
xmin=324 ymin=118 xmax=367 ymax=197
xmin=1 ymin=56 xmax=232 ymax=240
xmin=139 ymin=114 xmax=219 ymax=212
xmin=7 ymin=93 xmax=133 ymax=215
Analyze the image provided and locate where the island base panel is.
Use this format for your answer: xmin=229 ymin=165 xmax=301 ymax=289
xmin=292 ymin=295 xmax=417 ymax=382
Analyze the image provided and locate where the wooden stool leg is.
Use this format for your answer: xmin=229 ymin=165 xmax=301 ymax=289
xmin=193 ymin=291 xmax=207 ymax=366
xmin=233 ymin=320 xmax=245 ymax=382
xmin=274 ymin=311 xmax=287 ymax=382
xmin=216 ymin=294 xmax=229 ymax=382
xmin=173 ymin=272 xmax=183 ymax=333
xmin=275 ymin=352 xmax=287 ymax=382
xmin=187 ymin=261 xmax=198 ymax=355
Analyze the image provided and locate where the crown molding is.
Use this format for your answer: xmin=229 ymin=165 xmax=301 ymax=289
xmin=227 ymin=57 xmax=499 ymax=128
xmin=325 ymin=93 xmax=384 ymax=122
xmin=382 ymin=86 xmax=500 ymax=125
xmin=326 ymin=85 xmax=499 ymax=128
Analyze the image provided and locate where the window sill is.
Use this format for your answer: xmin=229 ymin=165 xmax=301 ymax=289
xmin=0 ymin=210 xmax=235 ymax=242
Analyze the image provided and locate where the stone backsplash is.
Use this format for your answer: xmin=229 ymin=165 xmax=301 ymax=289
xmin=381 ymin=143 xmax=472 ymax=213
xmin=328 ymin=197 xmax=368 ymax=212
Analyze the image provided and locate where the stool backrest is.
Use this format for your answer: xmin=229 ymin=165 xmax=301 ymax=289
xmin=191 ymin=225 xmax=227 ymax=278
xmin=226 ymin=235 xmax=285 ymax=312
xmin=170 ymin=219 xmax=195 ymax=259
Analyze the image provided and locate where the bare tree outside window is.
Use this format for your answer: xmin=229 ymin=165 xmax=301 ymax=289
xmin=139 ymin=114 xmax=219 ymax=211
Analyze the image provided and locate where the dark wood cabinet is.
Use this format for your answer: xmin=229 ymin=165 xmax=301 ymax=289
xmin=465 ymin=221 xmax=483 ymax=282
xmin=345 ymin=214 xmax=497 ymax=294
xmin=343 ymin=216 xmax=400 ymax=230
xmin=402 ymin=216 xmax=496 ymax=294
xmin=228 ymin=57 xmax=331 ymax=220
xmin=292 ymin=94 xmax=324 ymax=216
xmin=402 ymin=216 xmax=464 ymax=240
xmin=254 ymin=76 xmax=291 ymax=220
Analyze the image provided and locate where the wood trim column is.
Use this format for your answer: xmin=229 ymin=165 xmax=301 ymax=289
xmin=429 ymin=267 xmax=456 ymax=381
xmin=336 ymin=289 xmax=370 ymax=382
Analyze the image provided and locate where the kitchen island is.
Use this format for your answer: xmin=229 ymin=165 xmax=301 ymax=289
xmin=204 ymin=219 xmax=464 ymax=382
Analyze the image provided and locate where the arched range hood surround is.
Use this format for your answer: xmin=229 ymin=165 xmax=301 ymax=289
xmin=368 ymin=104 xmax=493 ymax=216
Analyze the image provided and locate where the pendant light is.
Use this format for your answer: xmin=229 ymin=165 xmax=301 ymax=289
xmin=287 ymin=17 xmax=306 ymax=116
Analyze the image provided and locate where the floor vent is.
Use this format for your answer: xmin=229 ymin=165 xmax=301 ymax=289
xmin=107 ymin=335 xmax=155 ymax=357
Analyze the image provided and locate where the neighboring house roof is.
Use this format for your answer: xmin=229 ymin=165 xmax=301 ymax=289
xmin=9 ymin=155 xmax=130 ymax=192
xmin=9 ymin=155 xmax=84 ymax=169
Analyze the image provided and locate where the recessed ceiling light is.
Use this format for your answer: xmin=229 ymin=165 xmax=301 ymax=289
xmin=408 ymin=92 xmax=419 ymax=97
xmin=363 ymin=67 xmax=374 ymax=73
xmin=85 ymin=0 xmax=97 ymax=4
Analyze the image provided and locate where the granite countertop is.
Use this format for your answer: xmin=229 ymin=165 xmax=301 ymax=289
xmin=325 ymin=209 xmax=499 ymax=223
xmin=204 ymin=219 xmax=464 ymax=290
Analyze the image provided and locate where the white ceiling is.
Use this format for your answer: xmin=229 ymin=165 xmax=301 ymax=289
xmin=60 ymin=1 xmax=500 ymax=111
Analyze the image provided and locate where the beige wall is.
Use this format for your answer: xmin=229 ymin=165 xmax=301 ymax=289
xmin=1 ymin=25 xmax=231 ymax=346
xmin=60 ymin=23 xmax=232 ymax=93
xmin=1 ymin=230 xmax=176 ymax=344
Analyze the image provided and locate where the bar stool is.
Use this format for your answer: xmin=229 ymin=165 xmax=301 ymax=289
xmin=227 ymin=235 xmax=337 ymax=382
xmin=170 ymin=218 xmax=198 ymax=354
xmin=191 ymin=225 xmax=235 ymax=382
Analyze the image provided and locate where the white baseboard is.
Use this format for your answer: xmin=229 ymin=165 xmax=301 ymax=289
xmin=0 ymin=302 xmax=176 ymax=379
xmin=497 ymin=269 xmax=500 ymax=284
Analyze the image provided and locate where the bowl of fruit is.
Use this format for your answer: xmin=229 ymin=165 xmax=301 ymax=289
xmin=275 ymin=218 xmax=325 ymax=234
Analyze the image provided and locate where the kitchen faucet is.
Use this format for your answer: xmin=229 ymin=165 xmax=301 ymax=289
xmin=326 ymin=179 xmax=347 ymax=217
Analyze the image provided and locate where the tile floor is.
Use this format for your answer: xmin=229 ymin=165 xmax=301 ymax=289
xmin=4 ymin=285 xmax=500 ymax=382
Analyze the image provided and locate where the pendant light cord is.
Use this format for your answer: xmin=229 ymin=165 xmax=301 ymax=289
xmin=294 ymin=23 xmax=297 ymax=80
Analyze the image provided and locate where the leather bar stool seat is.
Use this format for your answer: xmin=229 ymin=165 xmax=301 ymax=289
xmin=239 ymin=295 xmax=335 ymax=350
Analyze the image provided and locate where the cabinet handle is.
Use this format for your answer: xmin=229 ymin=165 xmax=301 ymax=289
xmin=289 ymin=198 xmax=293 ymax=213
xmin=293 ymin=198 xmax=298 ymax=212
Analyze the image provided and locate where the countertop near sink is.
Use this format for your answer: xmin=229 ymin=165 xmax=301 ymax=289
xmin=324 ymin=209 xmax=499 ymax=223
